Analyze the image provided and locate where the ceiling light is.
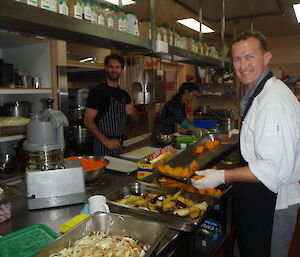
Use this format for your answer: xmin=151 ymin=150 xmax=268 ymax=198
xmin=293 ymin=4 xmax=300 ymax=23
xmin=104 ymin=0 xmax=136 ymax=6
xmin=177 ymin=18 xmax=214 ymax=33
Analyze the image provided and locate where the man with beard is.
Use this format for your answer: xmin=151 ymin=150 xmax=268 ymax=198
xmin=84 ymin=54 xmax=135 ymax=156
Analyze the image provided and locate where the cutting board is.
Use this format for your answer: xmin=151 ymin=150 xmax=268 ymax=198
xmin=119 ymin=146 xmax=160 ymax=160
xmin=104 ymin=156 xmax=137 ymax=173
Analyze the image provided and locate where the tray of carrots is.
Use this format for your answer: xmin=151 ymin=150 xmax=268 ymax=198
xmin=155 ymin=160 xmax=200 ymax=182
xmin=142 ymin=172 xmax=230 ymax=198
xmin=192 ymin=140 xmax=221 ymax=155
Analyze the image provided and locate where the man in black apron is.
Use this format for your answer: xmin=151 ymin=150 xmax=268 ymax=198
xmin=192 ymin=31 xmax=300 ymax=257
xmin=84 ymin=54 xmax=135 ymax=156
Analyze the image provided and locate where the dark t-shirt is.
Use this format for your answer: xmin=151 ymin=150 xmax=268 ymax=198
xmin=86 ymin=82 xmax=131 ymax=121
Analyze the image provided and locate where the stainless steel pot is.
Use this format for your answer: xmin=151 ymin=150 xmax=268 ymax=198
xmin=0 ymin=154 xmax=20 ymax=178
xmin=1 ymin=101 xmax=32 ymax=118
xmin=70 ymin=125 xmax=93 ymax=154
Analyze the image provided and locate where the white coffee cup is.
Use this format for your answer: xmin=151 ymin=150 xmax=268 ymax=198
xmin=88 ymin=195 xmax=110 ymax=214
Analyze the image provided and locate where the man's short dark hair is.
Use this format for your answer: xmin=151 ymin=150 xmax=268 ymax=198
xmin=231 ymin=30 xmax=268 ymax=53
xmin=104 ymin=54 xmax=125 ymax=68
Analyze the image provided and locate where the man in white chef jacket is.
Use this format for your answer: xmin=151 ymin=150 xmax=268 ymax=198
xmin=192 ymin=31 xmax=300 ymax=257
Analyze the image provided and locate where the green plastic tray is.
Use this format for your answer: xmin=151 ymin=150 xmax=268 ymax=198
xmin=176 ymin=135 xmax=199 ymax=144
xmin=0 ymin=224 xmax=59 ymax=257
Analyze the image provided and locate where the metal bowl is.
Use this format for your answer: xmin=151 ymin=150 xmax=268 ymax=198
xmin=156 ymin=134 xmax=176 ymax=145
xmin=76 ymin=156 xmax=109 ymax=183
xmin=0 ymin=154 xmax=20 ymax=178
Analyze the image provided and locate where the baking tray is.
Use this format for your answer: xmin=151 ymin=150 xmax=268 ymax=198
xmin=34 ymin=212 xmax=168 ymax=257
xmin=141 ymin=172 xmax=232 ymax=199
xmin=0 ymin=125 xmax=26 ymax=136
xmin=0 ymin=224 xmax=59 ymax=257
xmin=106 ymin=181 xmax=217 ymax=232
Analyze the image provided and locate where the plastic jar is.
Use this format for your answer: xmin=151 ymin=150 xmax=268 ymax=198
xmin=126 ymin=11 xmax=139 ymax=35
xmin=121 ymin=8 xmax=128 ymax=32
xmin=139 ymin=19 xmax=151 ymax=39
xmin=38 ymin=0 xmax=51 ymax=10
xmin=90 ymin=0 xmax=98 ymax=24
xmin=159 ymin=24 xmax=168 ymax=43
xmin=69 ymin=0 xmax=83 ymax=19
xmin=49 ymin=0 xmax=57 ymax=12
xmin=82 ymin=0 xmax=92 ymax=21
xmin=114 ymin=5 xmax=122 ymax=31
xmin=168 ymin=27 xmax=174 ymax=46
xmin=106 ymin=4 xmax=115 ymax=29
xmin=186 ymin=36 xmax=194 ymax=51
xmin=26 ymin=0 xmax=38 ymax=6
xmin=173 ymin=29 xmax=180 ymax=47
xmin=57 ymin=0 xmax=69 ymax=16
xmin=97 ymin=2 xmax=106 ymax=26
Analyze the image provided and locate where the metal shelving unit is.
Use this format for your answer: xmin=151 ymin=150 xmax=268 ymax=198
xmin=0 ymin=0 xmax=150 ymax=53
xmin=0 ymin=0 xmax=230 ymax=69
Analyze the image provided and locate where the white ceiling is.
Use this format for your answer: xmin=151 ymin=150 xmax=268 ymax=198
xmin=124 ymin=0 xmax=300 ymax=43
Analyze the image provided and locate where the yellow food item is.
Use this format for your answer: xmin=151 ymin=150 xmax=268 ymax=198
xmin=195 ymin=145 xmax=205 ymax=154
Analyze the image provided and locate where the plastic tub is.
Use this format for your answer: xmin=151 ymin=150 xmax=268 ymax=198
xmin=193 ymin=120 xmax=218 ymax=129
xmin=0 ymin=224 xmax=59 ymax=257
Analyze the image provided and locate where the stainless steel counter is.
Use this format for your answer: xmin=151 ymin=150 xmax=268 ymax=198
xmin=0 ymin=137 xmax=238 ymax=256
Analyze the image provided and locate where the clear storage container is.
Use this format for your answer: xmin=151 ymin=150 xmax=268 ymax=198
xmin=160 ymin=24 xmax=168 ymax=43
xmin=106 ymin=4 xmax=115 ymax=29
xmin=97 ymin=2 xmax=106 ymax=26
xmin=91 ymin=0 xmax=98 ymax=23
xmin=139 ymin=19 xmax=151 ymax=39
xmin=121 ymin=8 xmax=128 ymax=32
xmin=82 ymin=0 xmax=92 ymax=21
xmin=26 ymin=0 xmax=38 ymax=7
xmin=69 ymin=0 xmax=83 ymax=19
xmin=38 ymin=0 xmax=50 ymax=10
xmin=57 ymin=0 xmax=69 ymax=15
xmin=49 ymin=0 xmax=57 ymax=12
xmin=126 ymin=11 xmax=139 ymax=35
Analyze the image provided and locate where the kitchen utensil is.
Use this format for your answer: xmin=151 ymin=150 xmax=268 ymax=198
xmin=33 ymin=212 xmax=168 ymax=257
xmin=1 ymin=101 xmax=32 ymax=118
xmin=75 ymin=156 xmax=109 ymax=182
xmin=69 ymin=125 xmax=93 ymax=154
xmin=88 ymin=195 xmax=110 ymax=214
xmin=0 ymin=154 xmax=20 ymax=178
xmin=156 ymin=133 xmax=176 ymax=145
xmin=32 ymin=76 xmax=41 ymax=89
xmin=104 ymin=156 xmax=137 ymax=173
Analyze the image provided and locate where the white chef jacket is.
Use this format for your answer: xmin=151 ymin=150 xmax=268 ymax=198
xmin=240 ymin=76 xmax=300 ymax=210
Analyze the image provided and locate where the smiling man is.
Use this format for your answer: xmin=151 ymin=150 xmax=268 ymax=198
xmin=192 ymin=31 xmax=300 ymax=257
xmin=84 ymin=54 xmax=135 ymax=156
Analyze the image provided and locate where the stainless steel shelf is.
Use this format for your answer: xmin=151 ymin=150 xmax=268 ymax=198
xmin=149 ymin=46 xmax=231 ymax=69
xmin=0 ymin=0 xmax=150 ymax=53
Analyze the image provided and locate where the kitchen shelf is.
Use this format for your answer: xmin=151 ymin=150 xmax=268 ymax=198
xmin=0 ymin=88 xmax=52 ymax=94
xmin=67 ymin=60 xmax=104 ymax=69
xmin=0 ymin=0 xmax=150 ymax=53
xmin=0 ymin=0 xmax=230 ymax=69
xmin=0 ymin=134 xmax=25 ymax=143
xmin=148 ymin=46 xmax=231 ymax=69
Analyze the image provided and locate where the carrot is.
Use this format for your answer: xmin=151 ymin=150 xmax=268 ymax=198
xmin=66 ymin=156 xmax=106 ymax=171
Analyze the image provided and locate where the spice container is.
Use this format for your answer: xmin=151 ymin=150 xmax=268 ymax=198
xmin=57 ymin=0 xmax=69 ymax=15
xmin=126 ymin=11 xmax=139 ymax=35
xmin=139 ymin=19 xmax=151 ymax=39
xmin=69 ymin=0 xmax=82 ymax=19
xmin=82 ymin=0 xmax=92 ymax=21
xmin=26 ymin=0 xmax=38 ymax=6
xmin=121 ymin=8 xmax=128 ymax=32
xmin=49 ymin=0 xmax=57 ymax=12
xmin=90 ymin=0 xmax=97 ymax=23
xmin=38 ymin=0 xmax=50 ymax=10
xmin=97 ymin=2 xmax=106 ymax=26
xmin=106 ymin=4 xmax=115 ymax=29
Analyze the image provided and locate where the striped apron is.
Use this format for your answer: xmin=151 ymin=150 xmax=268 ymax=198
xmin=94 ymin=97 xmax=127 ymax=156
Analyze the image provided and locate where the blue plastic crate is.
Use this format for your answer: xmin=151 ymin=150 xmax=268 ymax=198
xmin=193 ymin=120 xmax=218 ymax=129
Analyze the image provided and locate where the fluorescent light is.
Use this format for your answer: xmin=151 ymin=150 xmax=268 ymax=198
xmin=177 ymin=18 xmax=214 ymax=33
xmin=293 ymin=4 xmax=300 ymax=23
xmin=104 ymin=0 xmax=136 ymax=6
xmin=79 ymin=57 xmax=94 ymax=63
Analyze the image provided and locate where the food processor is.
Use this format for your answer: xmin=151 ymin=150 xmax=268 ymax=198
xmin=23 ymin=99 xmax=85 ymax=210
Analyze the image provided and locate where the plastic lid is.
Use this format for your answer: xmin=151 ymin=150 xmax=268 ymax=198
xmin=0 ymin=224 xmax=59 ymax=257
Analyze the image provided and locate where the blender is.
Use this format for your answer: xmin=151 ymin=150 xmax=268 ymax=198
xmin=24 ymin=99 xmax=85 ymax=210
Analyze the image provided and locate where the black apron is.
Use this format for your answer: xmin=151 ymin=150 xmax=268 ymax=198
xmin=94 ymin=97 xmax=127 ymax=156
xmin=234 ymin=71 xmax=277 ymax=257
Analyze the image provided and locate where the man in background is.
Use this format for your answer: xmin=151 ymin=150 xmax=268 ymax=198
xmin=84 ymin=53 xmax=135 ymax=156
